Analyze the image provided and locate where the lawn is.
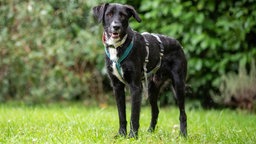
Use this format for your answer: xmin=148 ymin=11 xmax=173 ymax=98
xmin=0 ymin=102 xmax=255 ymax=143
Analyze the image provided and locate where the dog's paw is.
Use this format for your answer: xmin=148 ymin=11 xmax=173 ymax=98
xmin=114 ymin=129 xmax=127 ymax=139
xmin=180 ymin=122 xmax=187 ymax=137
xmin=128 ymin=131 xmax=138 ymax=139
xmin=147 ymin=127 xmax=155 ymax=133
xmin=114 ymin=133 xmax=126 ymax=139
xmin=180 ymin=127 xmax=187 ymax=138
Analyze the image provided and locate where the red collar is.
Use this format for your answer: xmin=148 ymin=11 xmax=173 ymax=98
xmin=102 ymin=33 xmax=106 ymax=44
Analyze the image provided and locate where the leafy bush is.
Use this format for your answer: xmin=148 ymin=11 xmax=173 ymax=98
xmin=0 ymin=0 xmax=107 ymax=103
xmin=213 ymin=60 xmax=256 ymax=112
xmin=126 ymin=0 xmax=256 ymax=106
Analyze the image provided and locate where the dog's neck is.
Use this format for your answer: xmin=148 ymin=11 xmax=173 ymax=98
xmin=103 ymin=32 xmax=128 ymax=49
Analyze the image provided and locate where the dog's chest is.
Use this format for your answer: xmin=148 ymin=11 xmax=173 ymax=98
xmin=108 ymin=48 xmax=124 ymax=81
xmin=108 ymin=48 xmax=118 ymax=61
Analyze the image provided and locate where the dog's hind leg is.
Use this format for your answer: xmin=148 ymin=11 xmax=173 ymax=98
xmin=147 ymin=76 xmax=163 ymax=132
xmin=171 ymin=70 xmax=187 ymax=137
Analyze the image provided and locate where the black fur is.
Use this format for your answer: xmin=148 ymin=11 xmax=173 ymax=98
xmin=93 ymin=3 xmax=187 ymax=138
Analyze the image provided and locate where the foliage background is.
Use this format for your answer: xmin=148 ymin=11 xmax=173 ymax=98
xmin=0 ymin=0 xmax=256 ymax=107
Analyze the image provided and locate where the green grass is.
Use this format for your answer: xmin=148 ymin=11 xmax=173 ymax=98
xmin=0 ymin=102 xmax=255 ymax=144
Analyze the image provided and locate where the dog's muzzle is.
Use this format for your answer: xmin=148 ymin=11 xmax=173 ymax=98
xmin=110 ymin=21 xmax=121 ymax=39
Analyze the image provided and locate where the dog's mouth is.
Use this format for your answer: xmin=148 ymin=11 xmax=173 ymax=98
xmin=111 ymin=32 xmax=120 ymax=39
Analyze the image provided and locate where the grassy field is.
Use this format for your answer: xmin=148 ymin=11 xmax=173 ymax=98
xmin=0 ymin=102 xmax=255 ymax=144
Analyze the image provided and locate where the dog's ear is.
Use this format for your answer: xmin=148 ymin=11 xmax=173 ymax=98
xmin=125 ymin=5 xmax=141 ymax=23
xmin=93 ymin=3 xmax=109 ymax=23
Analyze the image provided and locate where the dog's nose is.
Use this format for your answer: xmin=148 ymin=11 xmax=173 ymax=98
xmin=111 ymin=21 xmax=121 ymax=31
xmin=113 ymin=25 xmax=120 ymax=30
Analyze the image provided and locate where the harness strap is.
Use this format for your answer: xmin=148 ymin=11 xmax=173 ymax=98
xmin=142 ymin=35 xmax=150 ymax=98
xmin=147 ymin=34 xmax=164 ymax=76
xmin=104 ymin=35 xmax=135 ymax=84
xmin=142 ymin=32 xmax=165 ymax=98
xmin=142 ymin=33 xmax=164 ymax=77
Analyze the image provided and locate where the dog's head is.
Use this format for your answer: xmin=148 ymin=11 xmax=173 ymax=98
xmin=93 ymin=3 xmax=141 ymax=41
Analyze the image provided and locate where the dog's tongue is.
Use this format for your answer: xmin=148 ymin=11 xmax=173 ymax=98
xmin=111 ymin=33 xmax=119 ymax=39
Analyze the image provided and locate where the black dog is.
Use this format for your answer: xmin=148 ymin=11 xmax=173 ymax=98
xmin=93 ymin=3 xmax=187 ymax=138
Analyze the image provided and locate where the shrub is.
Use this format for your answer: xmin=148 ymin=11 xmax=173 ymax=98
xmin=213 ymin=60 xmax=256 ymax=112
xmin=0 ymin=0 xmax=107 ymax=103
xmin=127 ymin=0 xmax=256 ymax=106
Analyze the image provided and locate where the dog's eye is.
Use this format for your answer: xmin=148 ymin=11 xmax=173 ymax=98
xmin=120 ymin=13 xmax=126 ymax=19
xmin=107 ymin=12 xmax=113 ymax=17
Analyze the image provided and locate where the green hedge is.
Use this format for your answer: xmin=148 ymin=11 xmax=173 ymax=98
xmin=127 ymin=0 xmax=256 ymax=105
xmin=1 ymin=0 xmax=256 ymax=105
xmin=0 ymin=0 xmax=105 ymax=103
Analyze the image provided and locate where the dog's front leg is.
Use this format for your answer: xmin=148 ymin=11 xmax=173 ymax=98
xmin=112 ymin=80 xmax=127 ymax=137
xmin=128 ymin=82 xmax=142 ymax=139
